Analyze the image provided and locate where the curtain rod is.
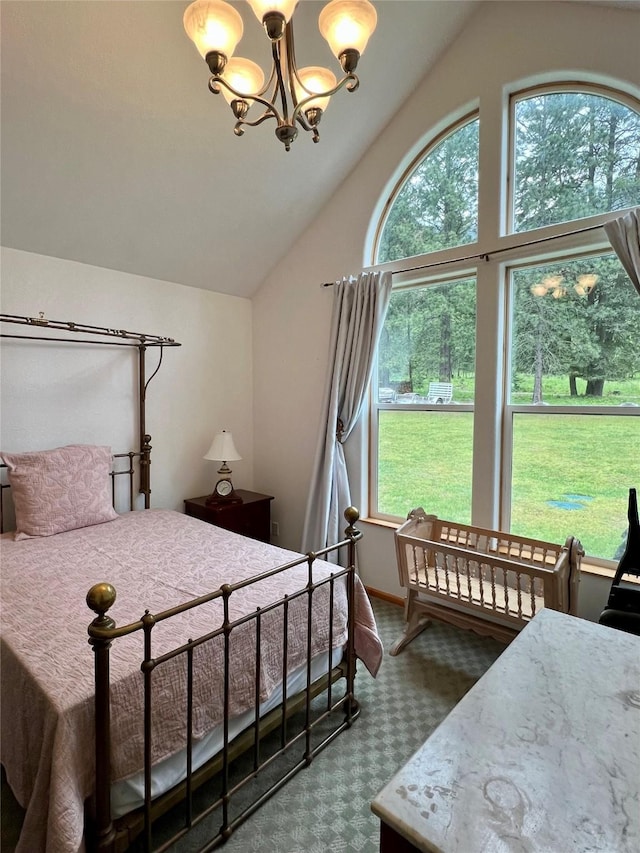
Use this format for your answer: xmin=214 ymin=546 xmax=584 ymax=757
xmin=321 ymin=221 xmax=605 ymax=286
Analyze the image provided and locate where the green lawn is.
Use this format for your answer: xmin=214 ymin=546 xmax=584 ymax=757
xmin=378 ymin=410 xmax=639 ymax=560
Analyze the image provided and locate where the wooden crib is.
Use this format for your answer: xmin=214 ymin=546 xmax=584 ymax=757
xmin=390 ymin=508 xmax=583 ymax=654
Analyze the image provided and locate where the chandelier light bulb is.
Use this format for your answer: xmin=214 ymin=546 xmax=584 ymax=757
xmin=319 ymin=0 xmax=378 ymax=68
xmin=220 ymin=57 xmax=265 ymax=105
xmin=295 ymin=66 xmax=338 ymax=114
xmin=246 ymin=0 xmax=297 ymax=25
xmin=183 ymin=0 xmax=244 ymax=62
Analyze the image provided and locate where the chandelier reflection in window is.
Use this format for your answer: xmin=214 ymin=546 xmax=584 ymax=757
xmin=183 ymin=0 xmax=377 ymax=151
xmin=530 ymin=274 xmax=599 ymax=298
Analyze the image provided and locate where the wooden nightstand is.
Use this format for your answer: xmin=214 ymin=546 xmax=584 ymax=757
xmin=184 ymin=490 xmax=274 ymax=543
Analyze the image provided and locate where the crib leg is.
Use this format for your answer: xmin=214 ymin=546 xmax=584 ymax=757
xmin=389 ymin=594 xmax=431 ymax=656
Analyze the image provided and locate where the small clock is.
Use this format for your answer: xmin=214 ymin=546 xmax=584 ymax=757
xmin=205 ymin=478 xmax=242 ymax=506
xmin=214 ymin=478 xmax=234 ymax=498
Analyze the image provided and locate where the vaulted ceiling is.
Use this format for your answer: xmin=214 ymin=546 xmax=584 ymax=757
xmin=2 ymin=2 xmax=638 ymax=298
xmin=1 ymin=0 xmax=480 ymax=297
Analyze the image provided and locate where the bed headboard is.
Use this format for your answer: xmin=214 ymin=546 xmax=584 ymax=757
xmin=0 ymin=312 xmax=181 ymax=532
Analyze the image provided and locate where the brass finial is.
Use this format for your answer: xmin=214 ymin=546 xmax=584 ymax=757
xmin=344 ymin=506 xmax=360 ymax=526
xmin=86 ymin=582 xmax=117 ymax=616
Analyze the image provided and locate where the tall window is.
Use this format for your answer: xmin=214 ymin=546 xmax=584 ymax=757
xmin=373 ymin=117 xmax=479 ymax=522
xmin=374 ymin=277 xmax=476 ymax=522
xmin=507 ymin=251 xmax=640 ymax=559
xmin=370 ymin=85 xmax=640 ymax=563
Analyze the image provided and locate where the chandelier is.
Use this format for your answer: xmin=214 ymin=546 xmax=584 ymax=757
xmin=183 ymin=0 xmax=377 ymax=151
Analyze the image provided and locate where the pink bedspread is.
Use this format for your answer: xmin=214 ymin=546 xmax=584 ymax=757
xmin=0 ymin=509 xmax=382 ymax=853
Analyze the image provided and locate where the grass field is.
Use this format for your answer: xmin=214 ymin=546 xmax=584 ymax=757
xmin=410 ymin=374 xmax=640 ymax=406
xmin=378 ymin=409 xmax=640 ymax=560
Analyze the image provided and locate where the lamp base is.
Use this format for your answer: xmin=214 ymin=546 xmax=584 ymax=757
xmin=205 ymin=491 xmax=243 ymax=506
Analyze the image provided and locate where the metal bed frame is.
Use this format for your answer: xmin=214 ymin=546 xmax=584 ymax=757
xmin=87 ymin=509 xmax=362 ymax=852
xmin=1 ymin=313 xmax=364 ymax=851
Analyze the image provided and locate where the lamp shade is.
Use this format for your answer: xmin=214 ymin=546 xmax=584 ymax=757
xmin=246 ymin=0 xmax=297 ymax=25
xmin=220 ymin=57 xmax=265 ymax=104
xmin=319 ymin=0 xmax=377 ymax=60
xmin=295 ymin=66 xmax=337 ymax=113
xmin=183 ymin=0 xmax=244 ymax=61
xmin=204 ymin=430 xmax=242 ymax=462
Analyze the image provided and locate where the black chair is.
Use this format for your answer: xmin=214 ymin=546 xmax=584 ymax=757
xmin=599 ymin=487 xmax=640 ymax=636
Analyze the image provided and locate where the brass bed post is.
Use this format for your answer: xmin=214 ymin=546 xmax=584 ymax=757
xmin=138 ymin=345 xmax=151 ymax=508
xmin=344 ymin=507 xmax=362 ymax=722
xmin=87 ymin=583 xmax=118 ymax=852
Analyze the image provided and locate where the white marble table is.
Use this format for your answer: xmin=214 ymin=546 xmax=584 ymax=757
xmin=372 ymin=608 xmax=640 ymax=853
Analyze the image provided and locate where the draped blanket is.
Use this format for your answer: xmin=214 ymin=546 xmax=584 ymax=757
xmin=0 ymin=509 xmax=382 ymax=853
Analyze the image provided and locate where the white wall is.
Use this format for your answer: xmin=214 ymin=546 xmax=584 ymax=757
xmin=0 ymin=248 xmax=253 ymax=511
xmin=252 ymin=1 xmax=640 ymax=619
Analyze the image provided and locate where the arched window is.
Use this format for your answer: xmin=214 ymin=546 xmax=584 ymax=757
xmin=377 ymin=116 xmax=479 ymax=263
xmin=370 ymin=84 xmax=640 ymax=562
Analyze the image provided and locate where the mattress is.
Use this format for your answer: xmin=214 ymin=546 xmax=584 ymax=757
xmin=111 ymin=643 xmax=344 ymax=817
xmin=0 ymin=509 xmax=383 ymax=853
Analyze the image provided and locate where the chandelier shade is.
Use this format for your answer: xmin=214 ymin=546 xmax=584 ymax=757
xmin=319 ymin=0 xmax=378 ymax=63
xmin=246 ymin=0 xmax=297 ymax=26
xmin=219 ymin=57 xmax=266 ymax=105
xmin=183 ymin=0 xmax=244 ymax=62
xmin=183 ymin=0 xmax=378 ymax=150
xmin=295 ymin=66 xmax=338 ymax=115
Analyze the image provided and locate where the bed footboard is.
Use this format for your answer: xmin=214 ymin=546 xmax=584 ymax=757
xmin=390 ymin=508 xmax=583 ymax=655
xmin=86 ymin=507 xmax=363 ymax=852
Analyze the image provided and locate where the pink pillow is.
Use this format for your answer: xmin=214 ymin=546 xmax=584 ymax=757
xmin=1 ymin=445 xmax=118 ymax=540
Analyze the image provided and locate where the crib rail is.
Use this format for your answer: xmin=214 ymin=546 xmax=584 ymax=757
xmin=400 ymin=536 xmax=565 ymax=626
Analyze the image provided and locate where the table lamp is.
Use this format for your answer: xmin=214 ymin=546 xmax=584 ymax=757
xmin=204 ymin=429 xmax=242 ymax=505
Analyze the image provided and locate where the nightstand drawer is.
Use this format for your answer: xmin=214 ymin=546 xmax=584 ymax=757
xmin=184 ymin=490 xmax=274 ymax=543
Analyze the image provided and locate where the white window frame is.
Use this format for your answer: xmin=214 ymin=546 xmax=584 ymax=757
xmin=367 ymin=81 xmax=640 ymax=566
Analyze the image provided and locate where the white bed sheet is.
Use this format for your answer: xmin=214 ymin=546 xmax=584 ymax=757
xmin=111 ymin=644 xmax=344 ymax=817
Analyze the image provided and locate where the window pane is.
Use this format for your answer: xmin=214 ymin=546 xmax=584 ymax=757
xmin=377 ymin=119 xmax=479 ymax=263
xmin=510 ymin=413 xmax=640 ymax=559
xmin=512 ymin=91 xmax=640 ymax=232
xmin=510 ymin=254 xmax=640 ymax=405
xmin=378 ymin=278 xmax=476 ymax=403
xmin=378 ymin=411 xmax=473 ymax=521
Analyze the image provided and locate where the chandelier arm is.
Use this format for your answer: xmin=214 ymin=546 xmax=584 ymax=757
xmin=208 ymin=77 xmax=286 ymax=126
xmin=285 ymin=22 xmax=301 ymax=109
xmin=291 ymin=73 xmax=359 ymax=126
xmin=272 ymin=38 xmax=291 ymax=123
xmin=235 ymin=109 xmax=283 ymax=130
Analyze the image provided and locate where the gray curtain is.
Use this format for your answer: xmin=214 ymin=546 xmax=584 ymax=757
xmin=301 ymin=270 xmax=392 ymax=561
xmin=604 ymin=207 xmax=640 ymax=295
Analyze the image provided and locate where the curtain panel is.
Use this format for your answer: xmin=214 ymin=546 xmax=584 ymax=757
xmin=301 ymin=271 xmax=392 ymax=562
xmin=604 ymin=207 xmax=640 ymax=296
